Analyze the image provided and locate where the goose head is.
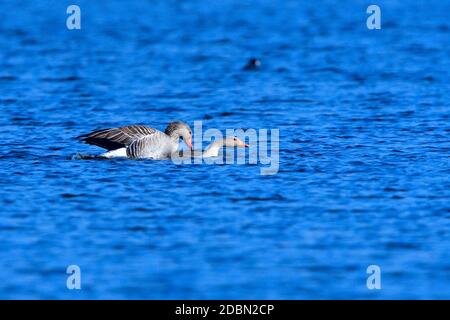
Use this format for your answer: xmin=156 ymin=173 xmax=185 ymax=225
xmin=165 ymin=121 xmax=193 ymax=150
xmin=202 ymin=136 xmax=249 ymax=158
xmin=223 ymin=136 xmax=249 ymax=148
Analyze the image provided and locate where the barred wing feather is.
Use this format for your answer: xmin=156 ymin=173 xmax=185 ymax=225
xmin=78 ymin=125 xmax=157 ymax=150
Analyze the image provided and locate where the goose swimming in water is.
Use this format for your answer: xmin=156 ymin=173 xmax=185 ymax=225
xmin=77 ymin=121 xmax=193 ymax=159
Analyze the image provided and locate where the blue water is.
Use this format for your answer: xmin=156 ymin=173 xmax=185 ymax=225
xmin=0 ymin=0 xmax=449 ymax=299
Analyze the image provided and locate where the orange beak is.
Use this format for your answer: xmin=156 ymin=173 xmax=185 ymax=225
xmin=186 ymin=138 xmax=193 ymax=150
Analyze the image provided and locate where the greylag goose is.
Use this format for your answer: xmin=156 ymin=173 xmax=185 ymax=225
xmin=77 ymin=121 xmax=192 ymax=159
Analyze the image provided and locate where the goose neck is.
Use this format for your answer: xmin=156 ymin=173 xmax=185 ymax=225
xmin=203 ymin=140 xmax=223 ymax=157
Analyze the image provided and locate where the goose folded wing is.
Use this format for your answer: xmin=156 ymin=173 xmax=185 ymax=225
xmin=126 ymin=134 xmax=169 ymax=159
xmin=77 ymin=125 xmax=156 ymax=150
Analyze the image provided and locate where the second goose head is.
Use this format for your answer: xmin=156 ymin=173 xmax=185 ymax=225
xmin=203 ymin=136 xmax=249 ymax=157
xmin=223 ymin=136 xmax=249 ymax=148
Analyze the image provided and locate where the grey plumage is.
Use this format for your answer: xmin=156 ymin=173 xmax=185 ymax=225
xmin=125 ymin=135 xmax=170 ymax=159
xmin=77 ymin=125 xmax=156 ymax=150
